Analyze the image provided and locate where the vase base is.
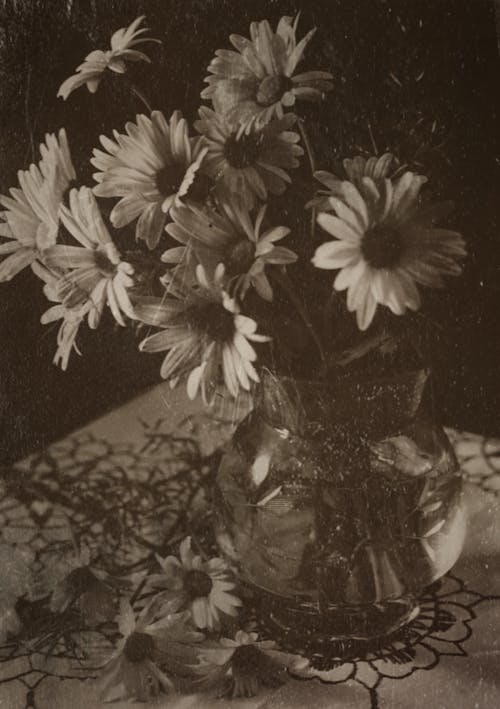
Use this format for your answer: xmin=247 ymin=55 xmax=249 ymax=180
xmin=254 ymin=592 xmax=420 ymax=665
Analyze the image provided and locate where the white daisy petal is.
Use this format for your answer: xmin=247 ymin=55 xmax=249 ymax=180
xmin=191 ymin=597 xmax=208 ymax=628
xmin=356 ymin=287 xmax=377 ymax=331
xmin=346 ymin=262 xmax=369 ymax=312
xmin=222 ymin=343 xmax=239 ymax=397
xmin=186 ymin=362 xmax=207 ymax=400
xmin=333 ymin=259 xmax=364 ymax=292
xmin=233 ymin=331 xmax=257 ymax=362
xmin=317 ymin=212 xmax=361 ymax=244
xmin=230 ymin=344 xmax=251 ymax=391
xmin=0 ymin=248 xmax=36 ymax=281
xmin=339 ymin=182 xmax=370 ymax=228
xmin=312 ymin=240 xmax=360 ymax=269
xmin=106 ymin=280 xmax=126 ymax=326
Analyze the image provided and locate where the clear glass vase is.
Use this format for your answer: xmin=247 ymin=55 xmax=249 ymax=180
xmin=213 ymin=370 xmax=466 ymax=651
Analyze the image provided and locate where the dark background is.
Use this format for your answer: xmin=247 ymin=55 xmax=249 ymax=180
xmin=0 ymin=0 xmax=499 ymax=463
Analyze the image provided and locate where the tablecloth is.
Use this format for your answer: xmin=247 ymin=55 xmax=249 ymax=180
xmin=1 ymin=384 xmax=499 ymax=709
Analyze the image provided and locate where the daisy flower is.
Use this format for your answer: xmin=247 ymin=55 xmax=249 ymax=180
xmin=99 ymin=599 xmax=202 ymax=703
xmin=202 ymin=15 xmax=333 ymax=131
xmin=91 ymin=111 xmax=208 ymax=249
xmin=48 ymin=545 xmax=122 ymax=626
xmin=136 ymin=263 xmax=270 ymax=401
xmin=164 ymin=194 xmax=296 ymax=301
xmin=32 ymin=261 xmax=90 ymax=371
xmin=0 ymin=129 xmax=75 ymax=281
xmin=149 ymin=536 xmax=241 ymax=631
xmin=312 ymin=171 xmax=466 ymax=331
xmin=309 ymin=152 xmax=398 ymax=211
xmin=194 ymin=107 xmax=303 ymax=209
xmin=57 ymin=16 xmax=160 ymax=100
xmin=43 ymin=186 xmax=136 ymax=328
xmin=193 ymin=630 xmax=294 ymax=698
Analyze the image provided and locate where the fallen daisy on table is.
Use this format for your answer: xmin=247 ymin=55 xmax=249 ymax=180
xmin=192 ymin=630 xmax=296 ymax=698
xmin=47 ymin=545 xmax=124 ymax=626
xmin=148 ymin=536 xmax=242 ymax=631
xmin=99 ymin=599 xmax=202 ymax=703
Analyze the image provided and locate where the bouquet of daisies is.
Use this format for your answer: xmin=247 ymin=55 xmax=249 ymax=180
xmin=0 ymin=14 xmax=466 ymax=410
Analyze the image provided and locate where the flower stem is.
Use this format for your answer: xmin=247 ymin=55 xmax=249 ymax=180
xmin=131 ymin=85 xmax=153 ymax=113
xmin=297 ymin=117 xmax=317 ymax=174
xmin=297 ymin=117 xmax=317 ymax=240
xmin=272 ymin=270 xmax=327 ymax=371
xmin=327 ymin=330 xmax=393 ymax=369
xmin=124 ymin=77 xmax=153 ymax=113
xmin=367 ymin=121 xmax=378 ymax=155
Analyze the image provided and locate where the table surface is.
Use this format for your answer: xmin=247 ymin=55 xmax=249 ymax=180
xmin=1 ymin=383 xmax=500 ymax=709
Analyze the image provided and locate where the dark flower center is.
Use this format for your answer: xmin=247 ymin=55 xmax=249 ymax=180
xmin=231 ymin=644 xmax=266 ymax=675
xmin=257 ymin=75 xmax=294 ymax=106
xmin=188 ymin=302 xmax=235 ymax=343
xmin=224 ymin=132 xmax=263 ymax=169
xmin=156 ymin=162 xmax=186 ymax=197
xmin=124 ymin=631 xmax=155 ymax=663
xmin=66 ymin=566 xmax=98 ymax=597
xmin=94 ymin=249 xmax=116 ymax=277
xmin=228 ymin=239 xmax=256 ymax=274
xmin=361 ymin=224 xmax=405 ymax=269
xmin=184 ymin=172 xmax=212 ymax=203
xmin=184 ymin=569 xmax=213 ymax=599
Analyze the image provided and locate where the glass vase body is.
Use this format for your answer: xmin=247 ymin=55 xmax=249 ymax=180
xmin=213 ymin=371 xmax=466 ymax=648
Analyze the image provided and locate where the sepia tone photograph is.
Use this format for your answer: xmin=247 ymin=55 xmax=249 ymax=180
xmin=0 ymin=0 xmax=499 ymax=707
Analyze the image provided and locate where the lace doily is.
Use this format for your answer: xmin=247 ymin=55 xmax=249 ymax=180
xmin=262 ymin=573 xmax=498 ymax=709
xmin=0 ymin=422 xmax=217 ymax=707
xmin=445 ymin=427 xmax=500 ymax=496
xmin=0 ymin=423 xmax=499 ymax=708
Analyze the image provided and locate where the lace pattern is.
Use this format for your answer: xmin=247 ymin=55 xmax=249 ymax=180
xmin=0 ymin=423 xmax=499 ymax=708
